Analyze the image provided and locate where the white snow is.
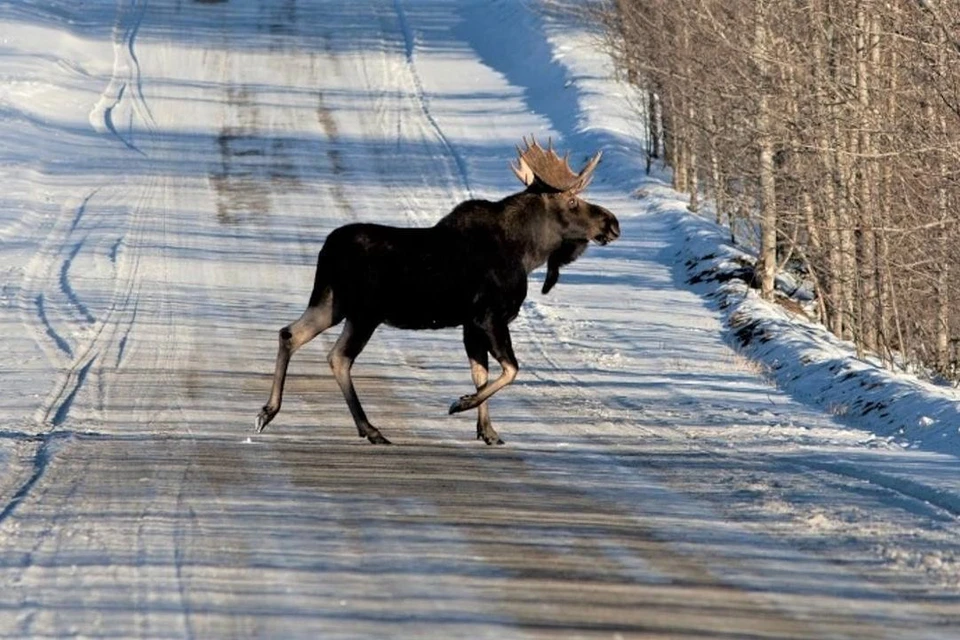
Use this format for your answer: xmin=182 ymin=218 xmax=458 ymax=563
xmin=0 ymin=0 xmax=958 ymax=636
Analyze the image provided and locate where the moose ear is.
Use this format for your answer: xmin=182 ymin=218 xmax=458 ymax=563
xmin=511 ymin=156 xmax=535 ymax=186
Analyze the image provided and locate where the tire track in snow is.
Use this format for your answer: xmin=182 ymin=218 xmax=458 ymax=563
xmin=59 ymin=240 xmax=97 ymax=325
xmin=50 ymin=359 xmax=95 ymax=427
xmin=89 ymin=0 xmax=154 ymax=152
xmin=18 ymin=176 xmax=152 ymax=432
xmin=73 ymin=0 xmax=163 ymax=416
xmin=20 ymin=0 xmax=159 ymax=430
xmin=19 ymin=192 xmax=99 ymax=367
xmin=6 ymin=0 xmax=159 ymax=519
xmin=115 ymin=298 xmax=138 ymax=368
xmin=392 ymin=0 xmax=473 ymax=199
xmin=173 ymin=467 xmax=198 ymax=640
xmin=0 ymin=430 xmax=85 ymax=613
xmin=516 ymin=300 xmax=650 ymax=432
xmin=339 ymin=7 xmax=472 ymax=413
xmin=0 ymin=429 xmax=88 ymax=631
xmin=315 ymin=87 xmax=356 ymax=220
xmin=56 ymin=192 xmax=99 ymax=325
xmin=33 ymin=294 xmax=73 ymax=359
xmin=0 ymin=431 xmax=74 ymax=526
xmin=793 ymin=456 xmax=960 ymax=520
xmin=125 ymin=0 xmax=155 ymax=127
xmin=0 ymin=195 xmax=148 ymax=572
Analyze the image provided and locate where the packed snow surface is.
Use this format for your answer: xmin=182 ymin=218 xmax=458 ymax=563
xmin=1 ymin=0 xmax=959 ymax=636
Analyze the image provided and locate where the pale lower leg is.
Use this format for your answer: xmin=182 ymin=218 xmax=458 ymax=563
xmin=257 ymin=300 xmax=336 ymax=432
xmin=469 ymin=357 xmax=502 ymax=444
xmin=450 ymin=360 xmax=517 ymax=414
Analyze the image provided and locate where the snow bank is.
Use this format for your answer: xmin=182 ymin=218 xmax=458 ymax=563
xmin=663 ymin=190 xmax=960 ymax=457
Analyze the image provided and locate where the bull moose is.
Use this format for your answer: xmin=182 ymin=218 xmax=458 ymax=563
xmin=255 ymin=137 xmax=620 ymax=444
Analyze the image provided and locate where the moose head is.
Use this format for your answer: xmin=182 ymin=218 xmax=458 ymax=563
xmin=511 ymin=136 xmax=620 ymax=247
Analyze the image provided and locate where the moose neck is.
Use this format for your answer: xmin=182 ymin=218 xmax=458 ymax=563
xmin=502 ymin=192 xmax=567 ymax=274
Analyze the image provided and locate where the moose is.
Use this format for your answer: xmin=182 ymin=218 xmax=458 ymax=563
xmin=255 ymin=137 xmax=620 ymax=445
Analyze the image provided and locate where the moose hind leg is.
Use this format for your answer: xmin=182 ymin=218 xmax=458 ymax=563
xmin=449 ymin=320 xmax=518 ymax=416
xmin=256 ymin=298 xmax=339 ymax=432
xmin=463 ymin=325 xmax=503 ymax=445
xmin=328 ymin=320 xmax=390 ymax=445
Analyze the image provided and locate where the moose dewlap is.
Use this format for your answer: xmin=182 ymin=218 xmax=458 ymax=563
xmin=256 ymin=137 xmax=620 ymax=445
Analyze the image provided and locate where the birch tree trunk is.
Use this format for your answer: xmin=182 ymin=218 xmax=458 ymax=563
xmin=754 ymin=0 xmax=777 ymax=300
xmin=856 ymin=2 xmax=877 ymax=351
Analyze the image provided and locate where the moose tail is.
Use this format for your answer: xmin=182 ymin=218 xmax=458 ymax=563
xmin=307 ymin=247 xmax=333 ymax=308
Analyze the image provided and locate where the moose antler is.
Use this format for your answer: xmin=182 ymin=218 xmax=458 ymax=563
xmin=510 ymin=136 xmax=602 ymax=193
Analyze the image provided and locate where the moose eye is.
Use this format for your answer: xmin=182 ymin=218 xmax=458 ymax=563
xmin=567 ymin=197 xmax=578 ymax=209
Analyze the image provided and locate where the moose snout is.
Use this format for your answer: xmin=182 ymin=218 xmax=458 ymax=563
xmin=605 ymin=217 xmax=621 ymax=242
xmin=594 ymin=207 xmax=620 ymax=245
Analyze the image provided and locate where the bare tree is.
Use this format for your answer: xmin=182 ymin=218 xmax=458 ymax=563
xmin=598 ymin=0 xmax=960 ymax=382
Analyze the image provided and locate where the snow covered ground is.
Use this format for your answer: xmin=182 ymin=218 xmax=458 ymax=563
xmin=1 ymin=0 xmax=959 ymax=636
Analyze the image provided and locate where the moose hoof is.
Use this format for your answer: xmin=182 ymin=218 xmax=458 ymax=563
xmin=449 ymin=394 xmax=477 ymax=414
xmin=255 ymin=406 xmax=276 ymax=433
xmin=477 ymin=429 xmax=504 ymax=446
xmin=366 ymin=431 xmax=392 ymax=445
xmin=359 ymin=425 xmax=391 ymax=445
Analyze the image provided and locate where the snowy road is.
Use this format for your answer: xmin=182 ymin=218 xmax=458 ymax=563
xmin=1 ymin=0 xmax=959 ymax=637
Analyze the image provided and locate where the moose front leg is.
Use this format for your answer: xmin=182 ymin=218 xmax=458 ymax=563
xmin=462 ymin=325 xmax=503 ymax=445
xmin=449 ymin=320 xmax=518 ymax=420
